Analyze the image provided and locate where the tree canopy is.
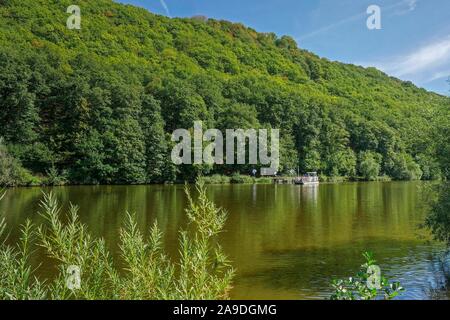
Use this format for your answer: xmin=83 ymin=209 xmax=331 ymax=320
xmin=0 ymin=0 xmax=449 ymax=185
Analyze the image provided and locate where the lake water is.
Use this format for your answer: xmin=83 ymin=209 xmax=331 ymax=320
xmin=0 ymin=181 xmax=448 ymax=300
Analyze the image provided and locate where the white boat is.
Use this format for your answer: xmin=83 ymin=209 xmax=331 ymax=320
xmin=294 ymin=172 xmax=319 ymax=185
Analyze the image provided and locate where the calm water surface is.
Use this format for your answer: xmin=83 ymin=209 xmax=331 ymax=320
xmin=1 ymin=182 xmax=448 ymax=300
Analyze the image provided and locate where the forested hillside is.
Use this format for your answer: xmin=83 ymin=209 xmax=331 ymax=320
xmin=0 ymin=0 xmax=449 ymax=186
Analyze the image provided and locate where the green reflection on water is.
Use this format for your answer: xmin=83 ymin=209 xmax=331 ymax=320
xmin=0 ymin=182 xmax=447 ymax=300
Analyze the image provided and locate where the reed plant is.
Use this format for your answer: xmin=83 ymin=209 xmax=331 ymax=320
xmin=0 ymin=181 xmax=234 ymax=300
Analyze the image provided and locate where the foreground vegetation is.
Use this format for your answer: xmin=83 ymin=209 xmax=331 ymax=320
xmin=424 ymin=119 xmax=449 ymax=248
xmin=0 ymin=181 xmax=234 ymax=300
xmin=425 ymin=182 xmax=450 ymax=248
xmin=0 ymin=0 xmax=449 ymax=187
xmin=422 ymin=119 xmax=450 ymax=294
xmin=330 ymin=252 xmax=404 ymax=300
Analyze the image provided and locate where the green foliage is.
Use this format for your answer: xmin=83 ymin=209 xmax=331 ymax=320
xmin=423 ymin=83 xmax=450 ymax=248
xmin=199 ymin=174 xmax=273 ymax=185
xmin=0 ymin=180 xmax=235 ymax=300
xmin=358 ymin=151 xmax=382 ymax=181
xmin=436 ymin=123 xmax=450 ymax=180
xmin=230 ymin=173 xmax=255 ymax=184
xmin=37 ymin=193 xmax=118 ymax=299
xmin=44 ymin=166 xmax=68 ymax=186
xmin=384 ymin=151 xmax=423 ymax=181
xmin=0 ymin=50 xmax=39 ymax=145
xmin=0 ymin=216 xmax=47 ymax=300
xmin=330 ymin=252 xmax=404 ymax=300
xmin=425 ymin=182 xmax=450 ymax=247
xmin=254 ymin=177 xmax=273 ymax=184
xmin=178 ymin=181 xmax=234 ymax=299
xmin=0 ymin=0 xmax=448 ymax=185
xmin=0 ymin=138 xmax=40 ymax=187
xmin=416 ymin=154 xmax=442 ymax=181
xmin=199 ymin=174 xmax=231 ymax=184
xmin=140 ymin=95 xmax=171 ymax=183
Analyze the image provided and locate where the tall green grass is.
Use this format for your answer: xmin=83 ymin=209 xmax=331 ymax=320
xmin=198 ymin=174 xmax=273 ymax=185
xmin=0 ymin=181 xmax=234 ymax=300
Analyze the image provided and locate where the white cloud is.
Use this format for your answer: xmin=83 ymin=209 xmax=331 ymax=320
xmin=160 ymin=0 xmax=171 ymax=17
xmin=297 ymin=0 xmax=418 ymax=41
xmin=426 ymin=69 xmax=450 ymax=83
xmin=394 ymin=0 xmax=419 ymax=15
xmin=407 ymin=0 xmax=418 ymax=11
xmin=359 ymin=37 xmax=450 ymax=84
xmin=298 ymin=11 xmax=364 ymax=41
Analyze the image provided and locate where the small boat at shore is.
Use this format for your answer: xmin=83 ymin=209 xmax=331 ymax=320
xmin=294 ymin=172 xmax=319 ymax=185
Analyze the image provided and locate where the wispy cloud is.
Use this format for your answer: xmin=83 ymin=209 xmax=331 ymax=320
xmin=427 ymin=69 xmax=450 ymax=83
xmin=159 ymin=0 xmax=171 ymax=18
xmin=297 ymin=0 xmax=419 ymax=41
xmin=394 ymin=0 xmax=418 ymax=15
xmin=406 ymin=0 xmax=418 ymax=11
xmin=359 ymin=37 xmax=450 ymax=83
xmin=298 ymin=11 xmax=365 ymax=41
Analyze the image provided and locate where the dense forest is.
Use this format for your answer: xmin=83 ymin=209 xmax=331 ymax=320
xmin=0 ymin=0 xmax=449 ymax=186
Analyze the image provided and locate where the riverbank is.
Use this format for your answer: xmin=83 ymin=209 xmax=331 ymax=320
xmin=183 ymin=174 xmax=397 ymax=185
xmin=1 ymin=172 xmax=431 ymax=188
xmin=200 ymin=174 xmax=393 ymax=185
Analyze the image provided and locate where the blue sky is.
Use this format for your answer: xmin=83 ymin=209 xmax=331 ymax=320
xmin=118 ymin=0 xmax=450 ymax=95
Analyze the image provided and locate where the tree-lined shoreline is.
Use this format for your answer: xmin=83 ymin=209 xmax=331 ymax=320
xmin=0 ymin=0 xmax=449 ymax=187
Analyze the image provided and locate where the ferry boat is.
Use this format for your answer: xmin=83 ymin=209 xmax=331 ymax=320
xmin=294 ymin=172 xmax=319 ymax=185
